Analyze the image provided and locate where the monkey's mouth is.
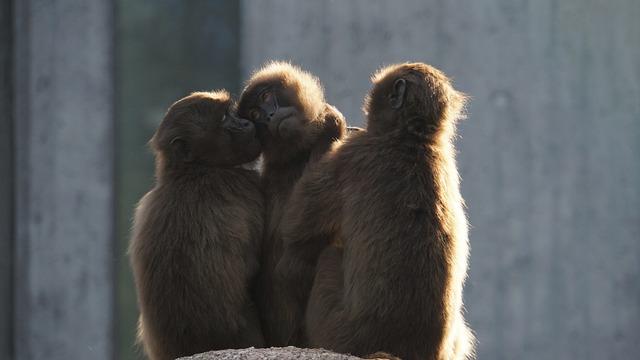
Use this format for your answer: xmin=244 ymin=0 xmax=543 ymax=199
xmin=254 ymin=106 xmax=297 ymax=140
xmin=272 ymin=115 xmax=295 ymax=138
xmin=268 ymin=109 xmax=296 ymax=138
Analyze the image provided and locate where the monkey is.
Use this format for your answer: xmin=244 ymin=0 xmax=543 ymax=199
xmin=276 ymin=62 xmax=475 ymax=360
xmin=129 ymin=91 xmax=265 ymax=360
xmin=236 ymin=61 xmax=347 ymax=346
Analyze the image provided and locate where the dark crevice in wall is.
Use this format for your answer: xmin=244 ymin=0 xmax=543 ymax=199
xmin=114 ymin=1 xmax=242 ymax=359
xmin=1 ymin=0 xmax=14 ymax=358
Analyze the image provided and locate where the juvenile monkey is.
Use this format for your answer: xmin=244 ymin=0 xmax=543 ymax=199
xmin=129 ymin=91 xmax=265 ymax=360
xmin=237 ymin=61 xmax=347 ymax=346
xmin=278 ymin=63 xmax=475 ymax=359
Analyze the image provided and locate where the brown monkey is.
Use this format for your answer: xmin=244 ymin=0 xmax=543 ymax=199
xmin=237 ymin=61 xmax=347 ymax=346
xmin=277 ymin=63 xmax=475 ymax=360
xmin=129 ymin=91 xmax=265 ymax=360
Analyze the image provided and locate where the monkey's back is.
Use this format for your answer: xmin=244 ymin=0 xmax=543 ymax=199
xmin=335 ymin=132 xmax=470 ymax=358
xmin=129 ymin=167 xmax=264 ymax=359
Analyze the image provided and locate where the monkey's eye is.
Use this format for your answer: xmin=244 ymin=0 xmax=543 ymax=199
xmin=250 ymin=109 xmax=262 ymax=121
xmin=261 ymin=91 xmax=272 ymax=103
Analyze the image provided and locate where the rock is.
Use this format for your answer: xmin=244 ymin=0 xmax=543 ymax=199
xmin=178 ymin=347 xmax=364 ymax=360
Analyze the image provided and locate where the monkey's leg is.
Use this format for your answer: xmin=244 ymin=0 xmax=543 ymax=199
xmin=306 ymin=248 xmax=389 ymax=358
xmin=451 ymin=316 xmax=476 ymax=359
xmin=237 ymin=301 xmax=266 ymax=348
xmin=256 ymin=261 xmax=305 ymax=347
xmin=305 ymin=246 xmax=348 ymax=349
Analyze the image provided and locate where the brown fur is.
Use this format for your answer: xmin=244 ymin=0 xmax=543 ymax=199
xmin=278 ymin=63 xmax=475 ymax=360
xmin=129 ymin=91 xmax=265 ymax=360
xmin=237 ymin=62 xmax=347 ymax=346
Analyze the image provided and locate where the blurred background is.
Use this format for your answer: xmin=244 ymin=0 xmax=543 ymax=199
xmin=1 ymin=0 xmax=639 ymax=359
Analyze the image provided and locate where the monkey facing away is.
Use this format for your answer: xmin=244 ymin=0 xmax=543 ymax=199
xmin=129 ymin=91 xmax=265 ymax=360
xmin=277 ymin=63 xmax=475 ymax=360
xmin=237 ymin=61 xmax=347 ymax=346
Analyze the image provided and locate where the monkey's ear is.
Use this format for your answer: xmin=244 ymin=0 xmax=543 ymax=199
xmin=389 ymin=78 xmax=406 ymax=109
xmin=169 ymin=137 xmax=193 ymax=162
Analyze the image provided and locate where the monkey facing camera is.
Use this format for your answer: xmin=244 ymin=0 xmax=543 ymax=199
xmin=237 ymin=61 xmax=347 ymax=346
xmin=129 ymin=91 xmax=265 ymax=360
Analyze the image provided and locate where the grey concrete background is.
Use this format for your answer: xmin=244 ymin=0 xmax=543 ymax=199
xmin=13 ymin=0 xmax=115 ymax=359
xmin=242 ymin=0 xmax=640 ymax=359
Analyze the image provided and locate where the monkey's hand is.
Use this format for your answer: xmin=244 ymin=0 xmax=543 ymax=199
xmin=309 ymin=104 xmax=346 ymax=163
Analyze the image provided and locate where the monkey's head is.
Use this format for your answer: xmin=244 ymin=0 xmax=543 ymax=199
xmin=150 ymin=91 xmax=261 ymax=173
xmin=237 ymin=61 xmax=329 ymax=158
xmin=365 ymin=62 xmax=466 ymax=141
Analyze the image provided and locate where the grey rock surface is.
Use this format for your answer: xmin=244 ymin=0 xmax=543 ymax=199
xmin=178 ymin=347 xmax=363 ymax=360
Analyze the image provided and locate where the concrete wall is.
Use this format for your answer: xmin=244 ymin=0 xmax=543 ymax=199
xmin=241 ymin=1 xmax=640 ymax=359
xmin=13 ymin=0 xmax=115 ymax=359
xmin=5 ymin=1 xmax=638 ymax=358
